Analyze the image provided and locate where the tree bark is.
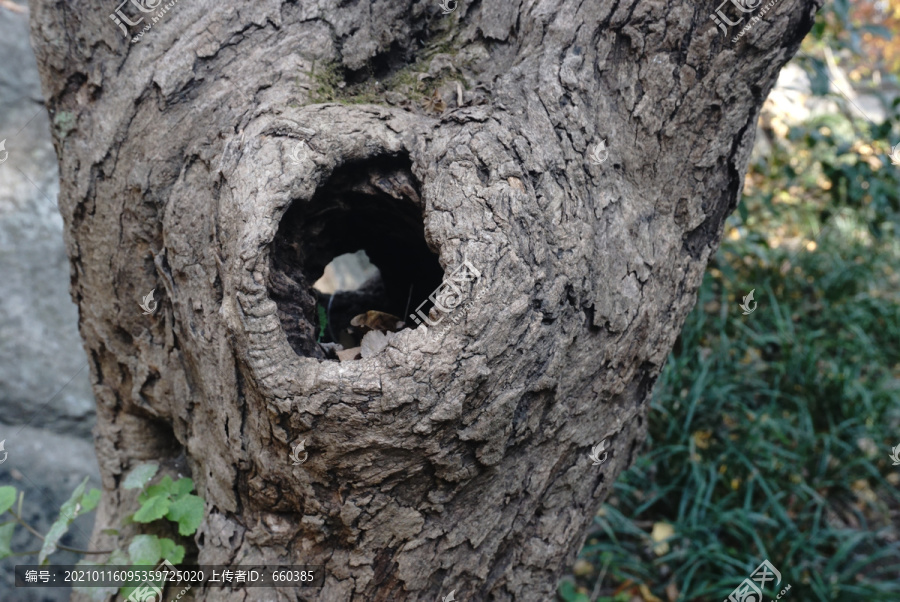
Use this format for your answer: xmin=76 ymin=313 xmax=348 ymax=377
xmin=30 ymin=0 xmax=820 ymax=599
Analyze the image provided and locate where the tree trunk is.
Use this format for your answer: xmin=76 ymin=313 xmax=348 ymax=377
xmin=30 ymin=0 xmax=820 ymax=599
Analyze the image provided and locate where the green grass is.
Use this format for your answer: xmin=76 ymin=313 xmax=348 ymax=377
xmin=562 ymin=225 xmax=900 ymax=601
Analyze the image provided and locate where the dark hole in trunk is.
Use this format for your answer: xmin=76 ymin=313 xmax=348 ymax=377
xmin=268 ymin=154 xmax=444 ymax=360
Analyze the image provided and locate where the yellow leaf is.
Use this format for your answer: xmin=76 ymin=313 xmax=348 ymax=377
xmin=573 ymin=559 xmax=594 ymax=576
xmin=692 ymin=430 xmax=713 ymax=450
xmin=639 ymin=583 xmax=663 ymax=602
xmin=665 ymin=582 xmax=680 ymax=602
xmin=651 ymin=522 xmax=674 ymax=556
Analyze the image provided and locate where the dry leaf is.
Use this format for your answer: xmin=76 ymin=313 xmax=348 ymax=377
xmin=692 ymin=429 xmax=713 ymax=450
xmin=350 ymin=310 xmax=406 ymax=333
xmin=422 ymin=89 xmax=447 ymax=114
xmin=650 ymin=522 xmax=674 ymax=556
xmin=0 ymin=0 xmax=26 ymax=13
xmin=360 ymin=330 xmax=392 ymax=358
xmin=336 ymin=347 xmax=362 ymax=362
xmin=638 ymin=583 xmax=663 ymax=602
xmin=665 ymin=582 xmax=679 ymax=602
xmin=572 ymin=559 xmax=593 ymax=577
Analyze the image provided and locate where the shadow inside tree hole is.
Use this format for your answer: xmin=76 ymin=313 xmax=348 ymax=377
xmin=268 ymin=154 xmax=444 ymax=360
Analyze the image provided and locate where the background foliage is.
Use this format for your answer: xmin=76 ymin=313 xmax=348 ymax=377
xmin=562 ymin=2 xmax=900 ymax=600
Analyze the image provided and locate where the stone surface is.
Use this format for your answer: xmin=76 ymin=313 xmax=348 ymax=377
xmin=0 ymin=0 xmax=95 ymax=438
xmin=0 ymin=424 xmax=101 ymax=602
xmin=0 ymin=3 xmax=99 ymax=600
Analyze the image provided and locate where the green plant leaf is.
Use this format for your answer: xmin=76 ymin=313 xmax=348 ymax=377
xmin=558 ymin=579 xmax=590 ymax=602
xmin=123 ymin=463 xmax=159 ymax=490
xmin=166 ymin=494 xmax=204 ymax=536
xmin=128 ymin=534 xmax=162 ymax=566
xmin=0 ymin=486 xmax=16 ymax=515
xmin=317 ymin=303 xmax=328 ymax=342
xmin=132 ymin=494 xmax=171 ymax=523
xmin=108 ymin=548 xmax=130 ymax=565
xmin=144 ymin=475 xmax=175 ymax=500
xmin=39 ymin=477 xmax=93 ymax=564
xmin=0 ymin=523 xmax=15 ymax=560
xmin=81 ymin=489 xmax=102 ymax=512
xmin=171 ymin=477 xmax=194 ymax=498
xmin=157 ymin=537 xmax=185 ymax=564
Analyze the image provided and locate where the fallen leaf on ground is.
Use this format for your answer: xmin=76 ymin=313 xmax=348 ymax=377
xmin=572 ymin=559 xmax=593 ymax=576
xmin=639 ymin=583 xmax=663 ymax=602
xmin=651 ymin=522 xmax=674 ymax=556
xmin=638 ymin=583 xmax=662 ymax=602
xmin=692 ymin=430 xmax=713 ymax=450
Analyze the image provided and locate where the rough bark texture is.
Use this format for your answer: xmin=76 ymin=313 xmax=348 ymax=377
xmin=30 ymin=0 xmax=820 ymax=599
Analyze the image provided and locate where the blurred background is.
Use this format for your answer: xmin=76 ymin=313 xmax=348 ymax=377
xmin=560 ymin=1 xmax=900 ymax=600
xmin=0 ymin=0 xmax=101 ymax=600
xmin=0 ymin=0 xmax=898 ymax=601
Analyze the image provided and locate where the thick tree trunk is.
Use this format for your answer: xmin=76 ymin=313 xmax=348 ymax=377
xmin=30 ymin=0 xmax=819 ymax=599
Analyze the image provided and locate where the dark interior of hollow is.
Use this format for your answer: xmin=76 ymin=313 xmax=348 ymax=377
xmin=267 ymin=154 xmax=445 ymax=359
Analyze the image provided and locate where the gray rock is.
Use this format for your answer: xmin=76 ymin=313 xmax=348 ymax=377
xmin=0 ymin=3 xmax=99 ymax=599
xmin=0 ymin=423 xmax=101 ymax=602
xmin=0 ymin=0 xmax=95 ymax=439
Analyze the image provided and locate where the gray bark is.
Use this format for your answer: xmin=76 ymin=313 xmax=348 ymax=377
xmin=29 ymin=0 xmax=820 ymax=599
